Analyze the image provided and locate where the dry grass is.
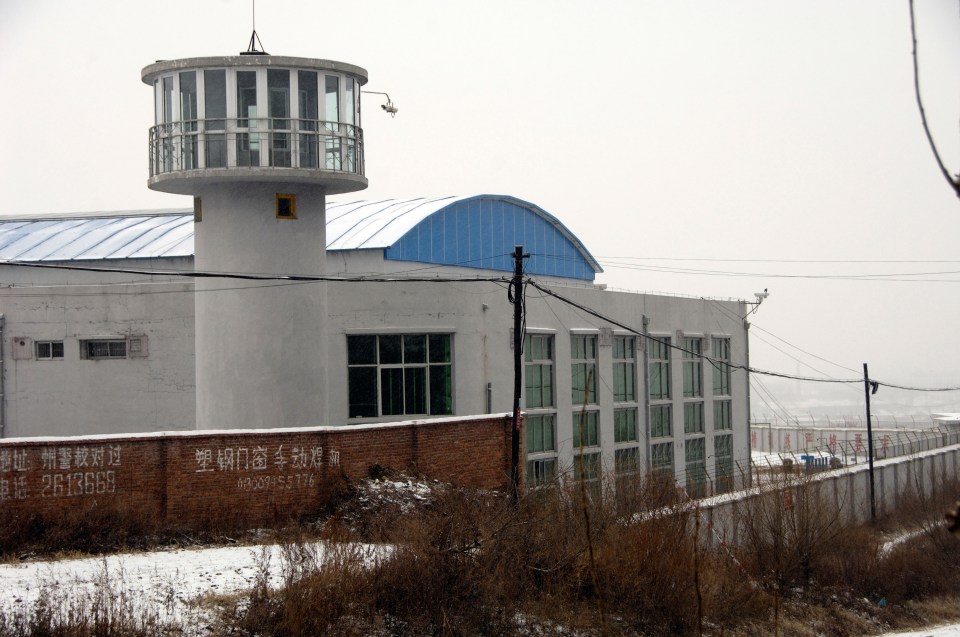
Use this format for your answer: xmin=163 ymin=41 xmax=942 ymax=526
xmin=6 ymin=467 xmax=960 ymax=636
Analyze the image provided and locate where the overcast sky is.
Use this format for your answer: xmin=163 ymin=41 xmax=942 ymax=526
xmin=1 ymin=0 xmax=958 ymax=420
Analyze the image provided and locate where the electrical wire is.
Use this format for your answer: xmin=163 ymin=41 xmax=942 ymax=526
xmin=527 ymin=279 xmax=960 ymax=392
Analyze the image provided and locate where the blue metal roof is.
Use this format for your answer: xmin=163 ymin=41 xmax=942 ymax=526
xmin=0 ymin=195 xmax=601 ymax=280
xmin=328 ymin=195 xmax=601 ymax=280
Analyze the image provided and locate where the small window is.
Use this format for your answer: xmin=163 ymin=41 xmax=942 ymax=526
xmin=36 ymin=341 xmax=64 ymax=360
xmin=82 ymin=339 xmax=127 ymax=360
xmin=276 ymin=193 xmax=297 ymax=219
xmin=193 ymin=196 xmax=202 ymax=222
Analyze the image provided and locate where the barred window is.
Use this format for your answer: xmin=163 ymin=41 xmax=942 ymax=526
xmin=82 ymin=339 xmax=126 ymax=360
xmin=347 ymin=334 xmax=453 ymax=418
xmin=36 ymin=341 xmax=64 ymax=361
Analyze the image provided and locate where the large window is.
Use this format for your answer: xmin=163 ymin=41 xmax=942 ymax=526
xmin=268 ymin=69 xmax=291 ymax=167
xmin=574 ymin=452 xmax=601 ymax=495
xmin=651 ymin=442 xmax=674 ymax=476
xmin=347 ymin=334 xmax=453 ymax=418
xmin=683 ymin=402 xmax=704 ymax=434
xmin=712 ymin=337 xmax=731 ymax=396
xmin=615 ymin=447 xmax=639 ymax=476
xmin=685 ymin=437 xmax=706 ymax=498
xmin=650 ymin=404 xmax=672 ymax=438
xmin=715 ymin=434 xmax=734 ymax=494
xmin=526 ymin=458 xmax=557 ymax=487
xmin=203 ymin=69 xmax=227 ymax=168
xmin=236 ymin=70 xmax=259 ymax=167
xmin=614 ymin=408 xmax=637 ymax=443
xmin=573 ymin=410 xmax=599 ymax=448
xmin=571 ymin=334 xmax=597 ymax=406
xmin=179 ymin=71 xmax=198 ymax=169
xmin=714 ymin=400 xmax=732 ymax=431
xmin=524 ymin=334 xmax=554 ymax=408
xmin=612 ymin=336 xmax=635 ymax=402
xmin=298 ymin=70 xmax=319 ymax=168
xmin=648 ymin=337 xmax=671 ymax=400
xmin=682 ymin=337 xmax=702 ymax=398
xmin=527 ymin=414 xmax=556 ymax=454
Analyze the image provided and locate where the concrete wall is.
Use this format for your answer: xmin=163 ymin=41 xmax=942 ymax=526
xmin=698 ymin=443 xmax=960 ymax=545
xmin=0 ymin=258 xmax=196 ymax=437
xmin=0 ymin=414 xmax=512 ymax=531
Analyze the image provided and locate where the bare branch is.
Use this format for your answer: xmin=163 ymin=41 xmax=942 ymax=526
xmin=909 ymin=0 xmax=960 ymax=200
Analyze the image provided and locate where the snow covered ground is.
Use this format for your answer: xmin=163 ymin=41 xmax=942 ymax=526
xmin=0 ymin=541 xmax=385 ymax=633
xmin=1 ymin=541 xmax=958 ymax=636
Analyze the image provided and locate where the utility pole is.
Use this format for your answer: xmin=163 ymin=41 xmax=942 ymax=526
xmin=863 ymin=363 xmax=877 ymax=522
xmin=510 ymin=246 xmax=528 ymax=503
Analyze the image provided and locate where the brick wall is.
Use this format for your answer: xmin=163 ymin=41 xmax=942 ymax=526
xmin=0 ymin=414 xmax=514 ymax=532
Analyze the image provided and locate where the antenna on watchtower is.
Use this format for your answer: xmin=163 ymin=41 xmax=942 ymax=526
xmin=243 ymin=0 xmax=268 ymax=55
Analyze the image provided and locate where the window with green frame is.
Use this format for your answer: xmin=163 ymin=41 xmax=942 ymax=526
xmin=612 ymin=336 xmax=635 ymax=402
xmin=652 ymin=442 xmax=674 ymax=475
xmin=682 ymin=337 xmax=702 ymax=398
xmin=614 ymin=408 xmax=638 ymax=443
xmin=712 ymin=337 xmax=731 ymax=396
xmin=684 ymin=401 xmax=704 ymax=434
xmin=715 ymin=433 xmax=734 ymax=494
xmin=650 ymin=404 xmax=672 ymax=438
xmin=524 ymin=334 xmax=554 ymax=408
xmin=615 ymin=447 xmax=639 ymax=475
xmin=571 ymin=334 xmax=597 ymax=405
xmin=527 ymin=414 xmax=556 ymax=453
xmin=347 ymin=334 xmax=452 ymax=418
xmin=714 ymin=400 xmax=732 ymax=430
xmin=685 ymin=437 xmax=706 ymax=498
xmin=574 ymin=452 xmax=601 ymax=485
xmin=573 ymin=409 xmax=600 ymax=448
xmin=526 ymin=457 xmax=557 ymax=487
xmin=648 ymin=337 xmax=671 ymax=400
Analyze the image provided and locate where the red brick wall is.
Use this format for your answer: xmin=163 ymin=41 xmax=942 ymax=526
xmin=0 ymin=415 xmax=514 ymax=531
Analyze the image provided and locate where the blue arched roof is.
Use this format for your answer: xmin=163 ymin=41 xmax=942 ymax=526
xmin=0 ymin=195 xmax=602 ymax=281
xmin=327 ymin=195 xmax=601 ymax=281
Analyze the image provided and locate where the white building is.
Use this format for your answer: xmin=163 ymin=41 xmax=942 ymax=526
xmin=0 ymin=50 xmax=752 ymax=496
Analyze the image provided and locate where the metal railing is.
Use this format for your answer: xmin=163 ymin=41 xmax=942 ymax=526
xmin=147 ymin=118 xmax=365 ymax=178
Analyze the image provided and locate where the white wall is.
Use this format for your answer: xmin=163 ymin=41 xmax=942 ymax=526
xmin=1 ymin=258 xmax=196 ymax=436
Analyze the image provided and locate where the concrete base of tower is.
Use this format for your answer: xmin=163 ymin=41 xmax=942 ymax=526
xmin=193 ymin=182 xmax=329 ymax=430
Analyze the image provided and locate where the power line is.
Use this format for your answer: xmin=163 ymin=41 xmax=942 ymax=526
xmin=526 ymin=279 xmax=960 ymax=392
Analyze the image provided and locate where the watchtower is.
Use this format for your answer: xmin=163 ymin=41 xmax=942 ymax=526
xmin=142 ymin=54 xmax=368 ymax=429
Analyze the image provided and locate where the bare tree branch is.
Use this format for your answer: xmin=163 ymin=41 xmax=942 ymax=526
xmin=909 ymin=0 xmax=960 ymax=200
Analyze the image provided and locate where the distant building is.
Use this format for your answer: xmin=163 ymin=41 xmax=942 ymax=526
xmin=0 ymin=50 xmax=752 ymax=497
